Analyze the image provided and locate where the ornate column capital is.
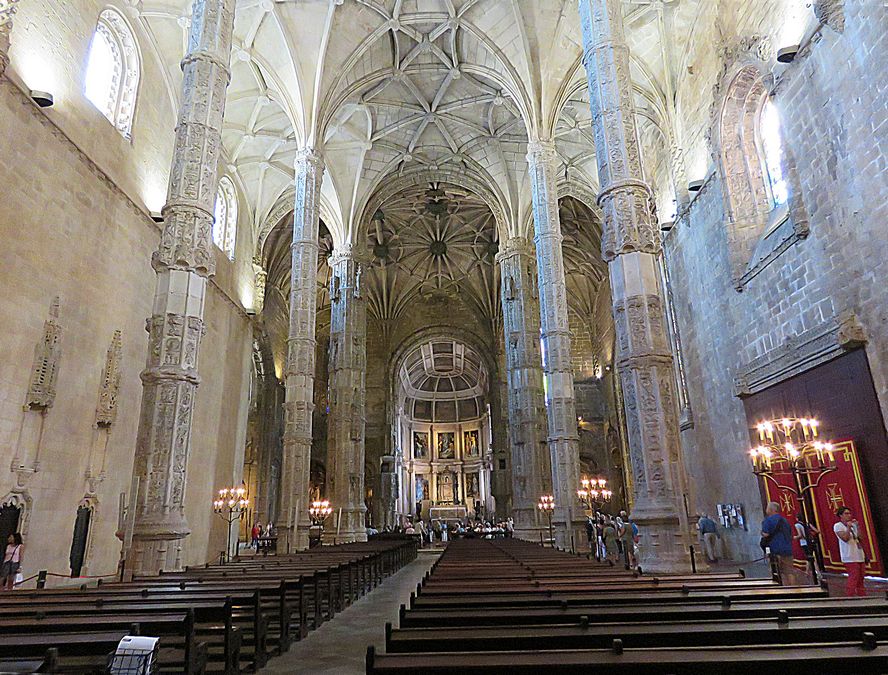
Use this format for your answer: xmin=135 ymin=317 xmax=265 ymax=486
xmin=495 ymin=236 xmax=535 ymax=263
xmin=526 ymin=139 xmax=558 ymax=167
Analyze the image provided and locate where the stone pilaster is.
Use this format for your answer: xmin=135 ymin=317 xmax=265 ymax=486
xmin=280 ymin=149 xmax=324 ymax=551
xmin=526 ymin=142 xmax=584 ymax=547
xmin=0 ymin=0 xmax=20 ymax=77
xmin=325 ymin=245 xmax=368 ymax=543
xmin=496 ymin=237 xmax=551 ymax=539
xmin=129 ymin=0 xmax=234 ymax=575
xmin=580 ymin=0 xmax=692 ymax=572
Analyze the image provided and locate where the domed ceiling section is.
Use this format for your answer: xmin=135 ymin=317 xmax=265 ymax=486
xmin=399 ymin=340 xmax=488 ymax=423
xmin=365 ymin=182 xmax=499 ymax=326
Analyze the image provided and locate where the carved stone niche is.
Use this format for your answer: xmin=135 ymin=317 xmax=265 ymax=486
xmin=96 ymin=330 xmax=123 ymax=428
xmin=26 ymin=297 xmax=62 ymax=411
xmin=733 ymin=313 xmax=866 ymax=398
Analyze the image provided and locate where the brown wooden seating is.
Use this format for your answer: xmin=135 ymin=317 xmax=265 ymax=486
xmin=367 ymin=538 xmax=884 ymax=674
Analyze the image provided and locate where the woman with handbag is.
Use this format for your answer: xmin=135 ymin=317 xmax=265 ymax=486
xmin=834 ymin=506 xmax=868 ymax=596
xmin=1 ymin=533 xmax=23 ymax=591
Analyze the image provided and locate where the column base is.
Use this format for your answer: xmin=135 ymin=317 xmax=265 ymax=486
xmin=129 ymin=516 xmax=190 ymax=576
xmin=631 ymin=510 xmax=694 ymax=574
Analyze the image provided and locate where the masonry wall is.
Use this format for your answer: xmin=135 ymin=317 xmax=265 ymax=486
xmin=666 ymin=3 xmax=888 ymax=560
xmin=0 ymin=82 xmax=253 ymax=581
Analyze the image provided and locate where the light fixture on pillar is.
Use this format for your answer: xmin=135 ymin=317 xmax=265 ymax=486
xmin=150 ymin=211 xmax=164 ymax=224
xmin=213 ymin=483 xmax=249 ymax=564
xmin=688 ymin=179 xmax=705 ymax=193
xmin=537 ymin=495 xmax=555 ymax=548
xmin=660 ymin=220 xmax=675 ymax=233
xmin=749 ymin=416 xmax=836 ymax=584
xmin=30 ymin=90 xmax=54 ymax=108
xmin=776 ymin=45 xmax=800 ymax=63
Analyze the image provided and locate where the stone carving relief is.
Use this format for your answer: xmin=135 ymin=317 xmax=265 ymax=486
xmin=26 ymin=297 xmax=62 ymax=411
xmin=95 ymin=330 xmax=123 ymax=427
xmin=814 ymin=0 xmax=845 ymax=33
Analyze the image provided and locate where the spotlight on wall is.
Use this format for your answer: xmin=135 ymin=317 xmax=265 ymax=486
xmin=245 ymin=308 xmax=257 ymax=317
xmin=30 ymin=90 xmax=54 ymax=108
xmin=688 ymin=179 xmax=705 ymax=193
xmin=150 ymin=211 xmax=164 ymax=223
xmin=776 ymin=45 xmax=800 ymax=63
xmin=660 ymin=220 xmax=675 ymax=233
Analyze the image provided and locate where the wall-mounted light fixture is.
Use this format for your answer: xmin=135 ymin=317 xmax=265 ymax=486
xmin=688 ymin=179 xmax=705 ymax=193
xmin=150 ymin=211 xmax=164 ymax=223
xmin=30 ymin=90 xmax=54 ymax=108
xmin=777 ymin=45 xmax=800 ymax=63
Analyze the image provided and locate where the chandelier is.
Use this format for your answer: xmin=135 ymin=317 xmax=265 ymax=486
xmin=749 ymin=417 xmax=837 ymax=495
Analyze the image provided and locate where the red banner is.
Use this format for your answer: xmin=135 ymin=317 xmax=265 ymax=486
xmin=762 ymin=439 xmax=882 ymax=576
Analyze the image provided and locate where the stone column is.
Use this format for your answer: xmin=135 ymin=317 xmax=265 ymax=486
xmin=580 ymin=0 xmax=691 ymax=572
xmin=325 ymin=245 xmax=368 ymax=543
xmin=526 ymin=142 xmax=584 ymax=547
xmin=0 ymin=0 xmax=21 ymax=77
xmin=280 ymin=149 xmax=324 ymax=551
xmin=496 ymin=237 xmax=551 ymax=539
xmin=129 ymin=0 xmax=234 ymax=575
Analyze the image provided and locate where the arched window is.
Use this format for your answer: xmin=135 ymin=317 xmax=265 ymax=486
xmin=214 ymin=177 xmax=238 ymax=260
xmin=716 ymin=65 xmax=806 ymax=287
xmin=84 ymin=9 xmax=140 ymax=138
xmin=759 ymin=99 xmax=788 ymax=207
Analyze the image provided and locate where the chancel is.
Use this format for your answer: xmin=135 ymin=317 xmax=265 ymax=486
xmin=0 ymin=0 xmax=886 ymax=672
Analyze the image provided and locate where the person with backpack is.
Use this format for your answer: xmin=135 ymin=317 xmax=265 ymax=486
xmin=761 ymin=501 xmax=804 ymax=585
xmin=793 ymin=512 xmax=819 ymax=583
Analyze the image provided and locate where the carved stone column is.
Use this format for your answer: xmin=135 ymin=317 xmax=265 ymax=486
xmin=580 ymin=0 xmax=692 ymax=572
xmin=325 ymin=245 xmax=368 ymax=543
xmin=129 ymin=0 xmax=234 ymax=575
xmin=496 ymin=237 xmax=551 ymax=539
xmin=280 ymin=149 xmax=324 ymax=551
xmin=526 ymin=142 xmax=584 ymax=547
xmin=0 ymin=0 xmax=21 ymax=77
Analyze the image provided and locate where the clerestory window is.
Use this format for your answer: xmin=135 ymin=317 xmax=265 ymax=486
xmin=84 ymin=9 xmax=140 ymax=139
xmin=213 ymin=176 xmax=238 ymax=260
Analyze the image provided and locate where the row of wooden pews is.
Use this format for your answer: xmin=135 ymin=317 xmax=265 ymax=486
xmin=0 ymin=536 xmax=416 ymax=674
xmin=367 ymin=538 xmax=888 ymax=673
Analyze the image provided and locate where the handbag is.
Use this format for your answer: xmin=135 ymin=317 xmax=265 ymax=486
xmin=13 ymin=571 xmax=23 ymax=587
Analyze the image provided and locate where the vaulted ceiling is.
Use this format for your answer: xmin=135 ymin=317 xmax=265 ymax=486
xmin=131 ymin=0 xmax=729 ymax=253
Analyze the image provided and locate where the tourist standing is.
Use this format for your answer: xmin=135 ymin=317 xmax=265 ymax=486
xmin=793 ymin=512 xmax=819 ymax=583
xmin=697 ymin=514 xmax=720 ymax=563
xmin=834 ymin=506 xmax=867 ymax=596
xmin=602 ymin=519 xmax=619 ymax=566
xmin=618 ymin=514 xmax=636 ymax=568
xmin=1 ymin=533 xmax=23 ymax=591
xmin=761 ymin=502 xmax=804 ymax=585
xmin=251 ymin=521 xmax=262 ymax=551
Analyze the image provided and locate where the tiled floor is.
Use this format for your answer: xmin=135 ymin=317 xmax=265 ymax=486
xmin=261 ymin=551 xmax=439 ymax=675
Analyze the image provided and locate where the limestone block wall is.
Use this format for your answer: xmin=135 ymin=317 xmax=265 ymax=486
xmin=0 ymin=78 xmax=253 ymax=580
xmin=666 ymin=4 xmax=888 ymax=560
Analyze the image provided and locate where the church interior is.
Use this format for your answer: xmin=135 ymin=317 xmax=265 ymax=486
xmin=0 ymin=0 xmax=887 ymax=672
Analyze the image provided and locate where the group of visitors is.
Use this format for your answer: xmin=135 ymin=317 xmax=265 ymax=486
xmin=394 ymin=517 xmax=515 ymax=547
xmin=585 ymin=511 xmax=638 ymax=568
xmin=249 ymin=521 xmax=277 ymax=550
xmin=760 ymin=501 xmax=869 ymax=596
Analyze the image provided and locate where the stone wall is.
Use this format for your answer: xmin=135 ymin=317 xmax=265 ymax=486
xmin=666 ymin=2 xmax=888 ymax=560
xmin=0 ymin=76 xmax=253 ymax=579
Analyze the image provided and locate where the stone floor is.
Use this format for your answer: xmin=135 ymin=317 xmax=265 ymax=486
xmin=260 ymin=551 xmax=439 ymax=675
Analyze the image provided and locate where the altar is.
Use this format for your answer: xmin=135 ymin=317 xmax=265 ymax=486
xmin=429 ymin=505 xmax=467 ymax=522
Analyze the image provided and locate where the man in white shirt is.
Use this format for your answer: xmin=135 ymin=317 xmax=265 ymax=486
xmin=833 ymin=506 xmax=867 ymax=596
